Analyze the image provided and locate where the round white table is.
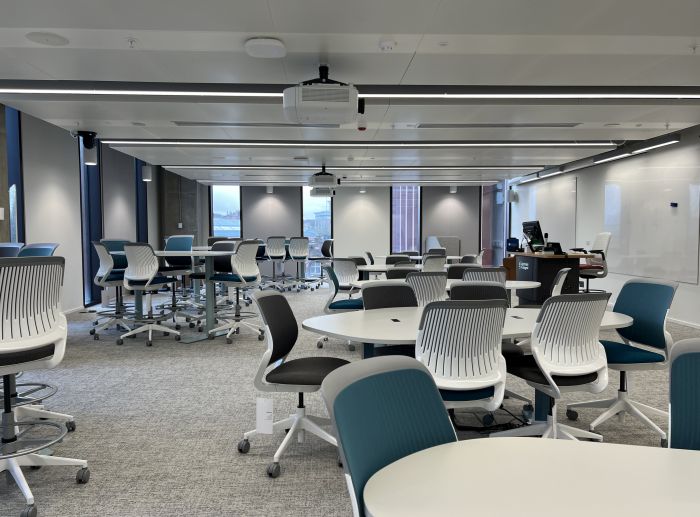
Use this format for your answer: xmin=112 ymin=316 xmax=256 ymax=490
xmin=363 ymin=438 xmax=700 ymax=517
xmin=350 ymin=279 xmax=540 ymax=291
xmin=302 ymin=306 xmax=631 ymax=344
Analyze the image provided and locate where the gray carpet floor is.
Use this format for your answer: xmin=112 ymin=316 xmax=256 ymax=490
xmin=2 ymin=286 xmax=698 ymax=516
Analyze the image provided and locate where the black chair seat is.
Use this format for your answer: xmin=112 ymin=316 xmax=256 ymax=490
xmin=158 ymin=265 xmax=190 ymax=273
xmin=0 ymin=344 xmax=55 ymax=367
xmin=504 ymin=353 xmax=598 ymax=386
xmin=266 ymin=357 xmax=350 ymax=386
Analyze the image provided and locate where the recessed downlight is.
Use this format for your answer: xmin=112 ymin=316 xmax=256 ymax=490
xmin=25 ymin=32 xmax=69 ymax=47
xmin=244 ymin=38 xmax=286 ymax=59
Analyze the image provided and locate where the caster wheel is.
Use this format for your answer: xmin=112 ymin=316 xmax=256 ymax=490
xmin=337 ymin=455 xmax=343 ymax=468
xmin=66 ymin=421 xmax=76 ymax=432
xmin=235 ymin=328 xmax=240 ymax=335
xmin=89 ymin=328 xmax=95 ymax=335
xmin=267 ymin=462 xmax=281 ymax=478
xmin=175 ymin=324 xmax=181 ymax=330
xmin=482 ymin=414 xmax=495 ymax=427
xmin=160 ymin=310 xmax=165 ymax=315
xmin=31 ymin=465 xmax=42 ymax=470
xmin=198 ymin=327 xmax=204 ymax=333
xmin=93 ymin=321 xmax=98 ymax=326
xmin=348 ymin=344 xmax=356 ymax=351
xmin=258 ymin=333 xmax=265 ymax=341
xmin=93 ymin=334 xmax=100 ymax=341
xmin=146 ymin=340 xmax=153 ymax=347
xmin=226 ymin=338 xmax=233 ymax=344
xmin=185 ymin=317 xmax=191 ymax=323
xmin=317 ymin=342 xmax=324 ymax=349
xmin=237 ymin=439 xmax=250 ymax=454
xmin=566 ymin=409 xmax=579 ymax=421
xmin=175 ymin=335 xmax=181 ymax=341
xmin=21 ymin=505 xmax=37 ymax=517
xmin=208 ymin=334 xmax=214 ymax=340
xmin=163 ymin=332 xmax=169 ymax=337
xmin=661 ymin=438 xmax=668 ymax=448
xmin=189 ymin=322 xmax=195 ymax=328
xmin=116 ymin=339 xmax=124 ymax=346
xmin=76 ymin=467 xmax=90 ymax=484
xmin=522 ymin=404 xmax=534 ymax=422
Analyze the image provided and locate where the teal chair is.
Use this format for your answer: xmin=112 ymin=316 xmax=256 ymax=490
xmin=17 ymin=243 xmax=59 ymax=257
xmin=567 ymin=279 xmax=677 ymax=445
xmin=100 ymin=239 xmax=130 ymax=270
xmin=669 ymin=338 xmax=700 ymax=450
xmin=316 ymin=266 xmax=362 ymax=351
xmin=321 ymin=356 xmax=457 ymax=517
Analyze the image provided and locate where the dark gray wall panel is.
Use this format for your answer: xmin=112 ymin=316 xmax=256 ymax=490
xmin=421 ymin=186 xmax=481 ymax=255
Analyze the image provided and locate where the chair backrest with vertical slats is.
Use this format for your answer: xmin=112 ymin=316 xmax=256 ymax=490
xmin=462 ymin=266 xmax=507 ymax=285
xmin=92 ymin=241 xmax=115 ymax=285
xmin=266 ymin=236 xmax=287 ymax=259
xmin=124 ymin=243 xmax=159 ymax=285
xmin=232 ymin=240 xmax=261 ymax=282
xmin=406 ymin=272 xmax=447 ymax=306
xmin=333 ymin=258 xmax=359 ymax=287
xmin=289 ymin=237 xmax=309 ymax=259
xmin=0 ymin=257 xmax=64 ymax=342
xmin=422 ymin=255 xmax=446 ymax=272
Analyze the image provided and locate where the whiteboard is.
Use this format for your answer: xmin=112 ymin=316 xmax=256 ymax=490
xmin=599 ymin=165 xmax=700 ymax=284
xmin=510 ymin=177 xmax=577 ymax=251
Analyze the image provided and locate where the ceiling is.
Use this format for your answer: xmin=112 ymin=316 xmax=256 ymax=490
xmin=1 ymin=0 xmax=700 ymax=185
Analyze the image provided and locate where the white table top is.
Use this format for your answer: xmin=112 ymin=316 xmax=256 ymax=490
xmin=350 ymin=279 xmax=540 ymax=291
xmin=364 ymin=438 xmax=700 ymax=517
xmin=358 ymin=264 xmax=421 ymax=272
xmin=302 ymin=306 xmax=631 ymax=344
xmin=111 ymin=250 xmax=234 ymax=257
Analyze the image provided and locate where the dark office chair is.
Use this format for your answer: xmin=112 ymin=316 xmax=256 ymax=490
xmin=386 ymin=267 xmax=416 ymax=280
xmin=236 ymin=292 xmax=349 ymax=478
xmin=365 ymin=251 xmax=375 ymax=265
xmin=427 ymin=247 xmax=446 ymax=256
xmin=321 ymin=356 xmax=457 ymax=516
xmin=0 ymin=243 xmax=23 ymax=257
xmin=385 ymin=254 xmax=410 ymax=266
xmin=460 ymin=255 xmax=477 ymax=264
xmin=361 ymin=281 xmax=418 ymax=358
xmin=17 ymin=243 xmax=59 ymax=257
xmin=447 ymin=264 xmax=480 ymax=279
xmin=348 ymin=256 xmax=368 ymax=266
xmin=400 ymin=250 xmax=420 ymax=256
xmin=450 ymin=281 xmax=508 ymax=302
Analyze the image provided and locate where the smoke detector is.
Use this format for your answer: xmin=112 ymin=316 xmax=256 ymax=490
xmin=25 ymin=32 xmax=69 ymax=47
xmin=378 ymin=38 xmax=397 ymax=52
xmin=244 ymin=38 xmax=287 ymax=58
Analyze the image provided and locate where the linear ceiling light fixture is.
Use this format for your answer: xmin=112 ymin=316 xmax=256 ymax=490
xmin=163 ymin=164 xmax=543 ymax=171
xmin=631 ymin=137 xmax=681 ymax=154
xmin=103 ymin=139 xmax=615 ymax=149
xmin=3 ymin=86 xmax=700 ymax=101
xmin=593 ymin=153 xmax=632 ymax=165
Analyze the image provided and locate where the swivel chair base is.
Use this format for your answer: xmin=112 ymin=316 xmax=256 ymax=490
xmin=491 ymin=402 xmax=603 ymax=441
xmin=1 ymin=377 xmax=76 ymax=431
xmin=237 ymin=393 xmax=337 ymax=478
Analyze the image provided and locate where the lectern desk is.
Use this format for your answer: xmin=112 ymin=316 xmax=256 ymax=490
xmin=510 ymin=252 xmax=593 ymax=305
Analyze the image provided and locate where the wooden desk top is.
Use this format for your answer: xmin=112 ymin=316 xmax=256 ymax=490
xmin=510 ymin=252 xmax=594 ymax=259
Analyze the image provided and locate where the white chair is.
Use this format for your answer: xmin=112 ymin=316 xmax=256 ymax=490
xmin=237 ymin=292 xmax=348 ymax=478
xmin=332 ymin=258 xmax=361 ymax=297
xmin=416 ymin=300 xmax=508 ymax=416
xmin=90 ymin=241 xmax=131 ymax=339
xmin=117 ymin=243 xmax=180 ymax=346
xmin=463 ymin=266 xmax=507 ymax=285
xmin=406 ymin=271 xmax=447 ymax=306
xmin=493 ymin=292 xmax=610 ymax=440
xmin=207 ymin=240 xmax=265 ymax=343
xmin=576 ymin=232 xmax=611 ymax=292
xmin=422 ymin=255 xmax=446 ymax=272
xmin=0 ymin=257 xmax=89 ymax=517
xmin=287 ymin=237 xmax=311 ymax=292
xmin=551 ymin=267 xmax=571 ymax=296
xmin=265 ymin=236 xmax=288 ymax=291
xmin=316 ymin=266 xmax=362 ymax=351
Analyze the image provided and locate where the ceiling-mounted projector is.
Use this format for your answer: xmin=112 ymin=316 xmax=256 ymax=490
xmin=308 ymin=165 xmax=338 ymax=196
xmin=284 ymin=65 xmax=358 ymax=125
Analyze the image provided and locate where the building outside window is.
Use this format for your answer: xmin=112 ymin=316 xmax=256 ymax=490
xmin=211 ymin=185 xmax=241 ymax=237
xmin=391 ymin=185 xmax=421 ymax=253
xmin=302 ymin=186 xmax=332 ymax=276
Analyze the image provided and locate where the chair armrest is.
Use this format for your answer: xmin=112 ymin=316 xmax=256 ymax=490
xmin=570 ymin=247 xmax=587 ymax=253
xmin=589 ymin=249 xmax=606 ymax=261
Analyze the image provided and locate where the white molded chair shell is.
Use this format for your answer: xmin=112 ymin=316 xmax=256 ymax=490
xmin=0 ymin=257 xmax=68 ymax=376
xmin=266 ymin=236 xmax=287 ymax=259
xmin=463 ymin=266 xmax=507 ymax=285
xmin=332 ymin=258 xmax=359 ymax=289
xmin=123 ymin=243 xmax=159 ymax=289
xmin=288 ymin=237 xmax=309 ymax=260
xmin=406 ymin=272 xmax=447 ymax=306
xmin=422 ymin=255 xmax=446 ymax=272
xmin=230 ymin=240 xmax=262 ymax=285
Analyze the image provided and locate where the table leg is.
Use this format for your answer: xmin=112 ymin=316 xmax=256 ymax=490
xmin=360 ymin=270 xmax=369 ymax=281
xmin=363 ymin=343 xmax=375 ymax=359
xmin=534 ymin=390 xmax=551 ymax=421
xmin=205 ymin=255 xmax=216 ymax=332
xmin=134 ymin=291 xmax=143 ymax=319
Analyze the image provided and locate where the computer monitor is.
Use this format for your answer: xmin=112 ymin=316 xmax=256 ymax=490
xmin=522 ymin=220 xmax=545 ymax=251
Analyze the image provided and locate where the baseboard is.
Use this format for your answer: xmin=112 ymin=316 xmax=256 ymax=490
xmin=64 ymin=306 xmax=84 ymax=315
xmin=668 ymin=317 xmax=700 ymax=330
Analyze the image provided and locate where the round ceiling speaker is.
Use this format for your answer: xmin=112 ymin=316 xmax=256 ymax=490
xmin=244 ymin=38 xmax=286 ymax=59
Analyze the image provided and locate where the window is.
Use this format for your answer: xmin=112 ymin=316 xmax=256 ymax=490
xmin=391 ymin=185 xmax=421 ymax=253
xmin=302 ymin=186 xmax=332 ymax=276
xmin=211 ymin=185 xmax=241 ymax=237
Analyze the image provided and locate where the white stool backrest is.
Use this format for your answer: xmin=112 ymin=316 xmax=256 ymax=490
xmin=232 ymin=240 xmax=261 ymax=282
xmin=416 ymin=300 xmax=507 ymax=382
xmin=463 ymin=266 xmax=506 ymax=285
xmin=0 ymin=257 xmax=64 ymax=342
xmin=93 ymin=241 xmax=115 ymax=284
xmin=551 ymin=268 xmax=571 ymax=297
xmin=587 ymin=232 xmax=612 ymax=269
xmin=423 ymin=255 xmax=446 ymax=272
xmin=406 ymin=272 xmax=447 ymax=306
xmin=124 ymin=243 xmax=158 ymax=285
xmin=266 ymin=236 xmax=287 ymax=258
xmin=288 ymin=237 xmax=309 ymax=259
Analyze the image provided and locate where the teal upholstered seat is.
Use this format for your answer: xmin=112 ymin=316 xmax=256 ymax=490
xmin=329 ymin=298 xmax=364 ymax=310
xmin=601 ymin=340 xmax=665 ymax=364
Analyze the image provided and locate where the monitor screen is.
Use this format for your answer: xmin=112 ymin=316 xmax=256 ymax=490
xmin=522 ymin=220 xmax=545 ymax=249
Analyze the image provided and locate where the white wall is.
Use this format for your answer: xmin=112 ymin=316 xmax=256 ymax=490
xmin=422 ymin=186 xmax=481 ymax=255
xmin=21 ymin=114 xmax=84 ymax=312
xmin=511 ymin=125 xmax=700 ymax=327
xmin=333 ymin=188 xmax=390 ymax=259
xmin=101 ymin=144 xmax=137 ymax=241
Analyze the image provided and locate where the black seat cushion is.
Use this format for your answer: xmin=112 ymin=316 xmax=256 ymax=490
xmin=0 ymin=344 xmax=55 ymax=367
xmin=265 ymin=357 xmax=349 ymax=386
xmin=504 ymin=353 xmax=597 ymax=386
